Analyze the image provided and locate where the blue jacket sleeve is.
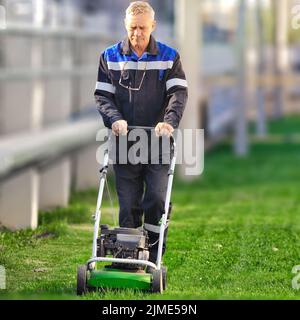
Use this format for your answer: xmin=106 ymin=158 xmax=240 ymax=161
xmin=163 ymin=53 xmax=188 ymax=128
xmin=94 ymin=52 xmax=123 ymax=128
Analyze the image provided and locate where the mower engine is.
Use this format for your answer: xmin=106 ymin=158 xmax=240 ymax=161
xmin=97 ymin=225 xmax=150 ymax=270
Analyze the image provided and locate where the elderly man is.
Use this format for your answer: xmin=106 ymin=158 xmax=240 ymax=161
xmin=94 ymin=1 xmax=188 ymax=264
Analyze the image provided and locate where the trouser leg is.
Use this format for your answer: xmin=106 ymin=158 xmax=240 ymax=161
xmin=142 ymin=164 xmax=169 ymax=263
xmin=113 ymin=163 xmax=172 ymax=264
xmin=113 ymin=164 xmax=144 ymax=228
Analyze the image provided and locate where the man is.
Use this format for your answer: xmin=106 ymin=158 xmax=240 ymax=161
xmin=94 ymin=1 xmax=188 ymax=264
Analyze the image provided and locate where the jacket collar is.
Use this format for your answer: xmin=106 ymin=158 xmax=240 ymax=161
xmin=121 ymin=35 xmax=159 ymax=56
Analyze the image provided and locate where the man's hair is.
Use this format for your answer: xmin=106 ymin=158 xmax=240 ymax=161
xmin=125 ymin=1 xmax=155 ymax=20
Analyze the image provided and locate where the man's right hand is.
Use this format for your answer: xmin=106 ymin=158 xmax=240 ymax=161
xmin=112 ymin=120 xmax=128 ymax=136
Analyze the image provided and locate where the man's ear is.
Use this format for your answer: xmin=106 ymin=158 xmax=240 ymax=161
xmin=152 ymin=20 xmax=157 ymax=32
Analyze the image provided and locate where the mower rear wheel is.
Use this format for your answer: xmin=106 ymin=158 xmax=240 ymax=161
xmin=77 ymin=265 xmax=88 ymax=296
xmin=151 ymin=269 xmax=163 ymax=293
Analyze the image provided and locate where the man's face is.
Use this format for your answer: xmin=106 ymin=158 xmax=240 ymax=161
xmin=125 ymin=13 xmax=156 ymax=50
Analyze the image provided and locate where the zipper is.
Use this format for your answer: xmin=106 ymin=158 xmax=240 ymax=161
xmin=129 ymin=82 xmax=132 ymax=103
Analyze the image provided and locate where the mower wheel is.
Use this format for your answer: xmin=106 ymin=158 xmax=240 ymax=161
xmin=77 ymin=265 xmax=88 ymax=296
xmin=151 ymin=269 xmax=163 ymax=293
xmin=162 ymin=266 xmax=167 ymax=290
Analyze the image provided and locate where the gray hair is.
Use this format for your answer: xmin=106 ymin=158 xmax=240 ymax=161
xmin=125 ymin=1 xmax=155 ymax=20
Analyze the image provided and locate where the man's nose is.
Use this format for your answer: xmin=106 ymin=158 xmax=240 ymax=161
xmin=134 ymin=28 xmax=142 ymax=37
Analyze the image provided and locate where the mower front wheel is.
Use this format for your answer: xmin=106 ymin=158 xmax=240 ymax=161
xmin=151 ymin=269 xmax=163 ymax=293
xmin=77 ymin=265 xmax=88 ymax=296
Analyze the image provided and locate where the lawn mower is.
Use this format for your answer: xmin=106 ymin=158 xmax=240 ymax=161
xmin=77 ymin=126 xmax=176 ymax=295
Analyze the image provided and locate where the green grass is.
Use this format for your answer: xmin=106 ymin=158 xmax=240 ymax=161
xmin=249 ymin=115 xmax=300 ymax=136
xmin=1 ymin=116 xmax=300 ymax=300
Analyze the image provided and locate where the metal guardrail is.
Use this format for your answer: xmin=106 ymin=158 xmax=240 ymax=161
xmin=0 ymin=116 xmax=104 ymax=181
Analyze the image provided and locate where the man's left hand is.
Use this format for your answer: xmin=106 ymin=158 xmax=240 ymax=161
xmin=155 ymin=122 xmax=174 ymax=138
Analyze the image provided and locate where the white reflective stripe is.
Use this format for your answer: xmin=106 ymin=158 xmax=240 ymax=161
xmin=95 ymin=82 xmax=116 ymax=94
xmin=107 ymin=60 xmax=174 ymax=71
xmin=166 ymin=78 xmax=188 ymax=91
xmin=144 ymin=223 xmax=161 ymax=234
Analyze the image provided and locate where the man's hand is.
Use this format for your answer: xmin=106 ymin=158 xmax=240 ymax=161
xmin=155 ymin=122 xmax=174 ymax=138
xmin=112 ymin=120 xmax=128 ymax=136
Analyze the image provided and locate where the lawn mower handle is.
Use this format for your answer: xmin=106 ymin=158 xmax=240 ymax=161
xmin=127 ymin=126 xmax=175 ymax=145
xmin=91 ymin=125 xmax=177 ymax=270
xmin=127 ymin=125 xmax=154 ymax=131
